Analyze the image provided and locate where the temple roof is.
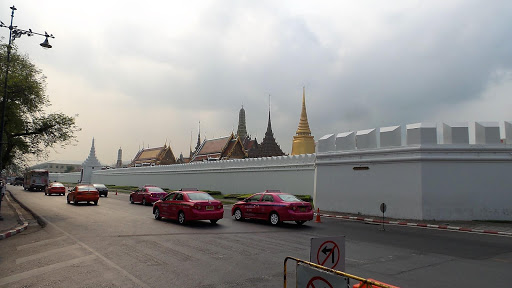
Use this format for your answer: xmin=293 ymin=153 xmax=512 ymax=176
xmin=191 ymin=135 xmax=232 ymax=161
xmin=132 ymin=144 xmax=176 ymax=166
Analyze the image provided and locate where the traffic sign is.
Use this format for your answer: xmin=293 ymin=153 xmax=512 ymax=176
xmin=310 ymin=236 xmax=345 ymax=271
xmin=296 ymin=263 xmax=348 ymax=288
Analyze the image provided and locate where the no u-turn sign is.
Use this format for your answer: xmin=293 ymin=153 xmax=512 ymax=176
xmin=310 ymin=236 xmax=345 ymax=271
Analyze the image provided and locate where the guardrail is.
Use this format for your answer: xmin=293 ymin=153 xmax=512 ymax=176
xmin=284 ymin=256 xmax=399 ymax=288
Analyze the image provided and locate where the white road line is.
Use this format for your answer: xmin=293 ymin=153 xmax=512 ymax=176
xmin=16 ymin=244 xmax=81 ymax=264
xmin=0 ymin=254 xmax=96 ymax=286
xmin=40 ymin=215 xmax=151 ymax=288
xmin=16 ymin=236 xmax=68 ymax=251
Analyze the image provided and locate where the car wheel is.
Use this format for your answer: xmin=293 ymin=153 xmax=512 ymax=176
xmin=142 ymin=198 xmax=147 ymax=206
xmin=295 ymin=220 xmax=306 ymax=225
xmin=154 ymin=208 xmax=161 ymax=220
xmin=234 ymin=209 xmax=243 ymax=221
xmin=130 ymin=196 xmax=134 ymax=204
xmin=94 ymin=201 xmax=98 ymax=205
xmin=74 ymin=197 xmax=78 ymax=205
xmin=105 ymin=193 xmax=108 ymax=198
xmin=210 ymin=219 xmax=218 ymax=224
xmin=67 ymin=196 xmax=70 ymax=204
xmin=269 ymin=212 xmax=280 ymax=225
xmin=178 ymin=211 xmax=186 ymax=225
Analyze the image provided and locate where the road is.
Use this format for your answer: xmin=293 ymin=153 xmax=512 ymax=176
xmin=1 ymin=185 xmax=511 ymax=287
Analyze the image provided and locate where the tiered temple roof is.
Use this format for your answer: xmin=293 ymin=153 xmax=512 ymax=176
xmin=131 ymin=144 xmax=176 ymax=166
xmin=191 ymin=133 xmax=247 ymax=162
xmin=256 ymin=111 xmax=285 ymax=157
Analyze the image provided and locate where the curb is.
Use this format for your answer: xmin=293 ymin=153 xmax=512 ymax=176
xmin=317 ymin=213 xmax=512 ymax=237
xmin=0 ymin=194 xmax=29 ymax=240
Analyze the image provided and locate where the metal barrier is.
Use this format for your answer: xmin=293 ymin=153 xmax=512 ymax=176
xmin=284 ymin=256 xmax=399 ymax=288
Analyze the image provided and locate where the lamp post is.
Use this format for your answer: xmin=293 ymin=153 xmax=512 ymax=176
xmin=0 ymin=6 xmax=54 ymax=220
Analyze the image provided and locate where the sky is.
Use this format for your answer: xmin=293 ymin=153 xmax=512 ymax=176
xmin=1 ymin=1 xmax=511 ymax=166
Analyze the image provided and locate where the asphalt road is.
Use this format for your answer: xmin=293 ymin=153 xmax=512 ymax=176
xmin=1 ymin=185 xmax=511 ymax=287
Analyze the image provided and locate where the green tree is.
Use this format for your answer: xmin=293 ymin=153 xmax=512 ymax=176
xmin=0 ymin=44 xmax=80 ymax=171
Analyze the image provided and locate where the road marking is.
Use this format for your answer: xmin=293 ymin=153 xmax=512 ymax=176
xmin=16 ymin=236 xmax=68 ymax=250
xmin=16 ymin=244 xmax=81 ymax=264
xmin=0 ymin=255 xmax=96 ymax=286
xmin=40 ymin=215 xmax=151 ymax=288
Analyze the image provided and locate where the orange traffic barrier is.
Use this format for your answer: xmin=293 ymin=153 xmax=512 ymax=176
xmin=315 ymin=208 xmax=321 ymax=223
xmin=353 ymin=279 xmax=400 ymax=288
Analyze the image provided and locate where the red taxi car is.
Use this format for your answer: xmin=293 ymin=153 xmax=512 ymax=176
xmin=130 ymin=185 xmax=167 ymax=205
xmin=231 ymin=190 xmax=313 ymax=225
xmin=67 ymin=184 xmax=99 ymax=205
xmin=45 ymin=182 xmax=66 ymax=196
xmin=153 ymin=189 xmax=223 ymax=224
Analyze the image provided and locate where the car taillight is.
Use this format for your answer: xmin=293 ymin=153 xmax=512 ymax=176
xmin=218 ymin=204 xmax=223 ymax=209
xmin=194 ymin=204 xmax=201 ymax=210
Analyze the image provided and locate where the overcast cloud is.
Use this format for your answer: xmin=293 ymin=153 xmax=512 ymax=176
xmin=1 ymin=0 xmax=511 ymax=165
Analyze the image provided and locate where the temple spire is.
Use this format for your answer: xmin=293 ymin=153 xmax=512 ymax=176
xmin=296 ymin=86 xmax=312 ymax=136
xmin=291 ymin=87 xmax=315 ymax=155
xmin=194 ymin=121 xmax=201 ymax=153
xmin=236 ymin=105 xmax=247 ymax=140
xmin=257 ymin=99 xmax=285 ymax=157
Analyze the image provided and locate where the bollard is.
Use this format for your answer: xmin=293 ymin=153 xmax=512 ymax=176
xmin=315 ymin=208 xmax=321 ymax=223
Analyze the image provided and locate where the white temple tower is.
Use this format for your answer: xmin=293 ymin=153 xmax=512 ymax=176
xmin=116 ymin=147 xmax=123 ymax=168
xmin=81 ymin=138 xmax=102 ymax=184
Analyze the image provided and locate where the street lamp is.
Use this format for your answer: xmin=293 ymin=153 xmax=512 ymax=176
xmin=0 ymin=6 xmax=54 ymax=220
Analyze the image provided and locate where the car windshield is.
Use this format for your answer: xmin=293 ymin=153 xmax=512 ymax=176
xmin=277 ymin=194 xmax=302 ymax=202
xmin=94 ymin=184 xmax=106 ymax=189
xmin=52 ymin=183 xmax=64 ymax=187
xmin=147 ymin=187 xmax=165 ymax=193
xmin=187 ymin=193 xmax=214 ymax=201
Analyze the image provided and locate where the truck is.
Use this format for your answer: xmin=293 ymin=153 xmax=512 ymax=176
xmin=24 ymin=169 xmax=49 ymax=191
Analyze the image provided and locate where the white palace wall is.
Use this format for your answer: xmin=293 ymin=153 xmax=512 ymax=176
xmin=50 ymin=121 xmax=512 ymax=221
xmin=316 ymin=121 xmax=512 ymax=221
xmin=91 ymin=155 xmax=316 ymax=196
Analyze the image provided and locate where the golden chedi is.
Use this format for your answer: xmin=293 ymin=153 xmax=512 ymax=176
xmin=291 ymin=87 xmax=315 ymax=155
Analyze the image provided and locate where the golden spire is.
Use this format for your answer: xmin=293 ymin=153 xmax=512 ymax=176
xmin=296 ymin=87 xmax=312 ymax=136
xmin=291 ymin=87 xmax=315 ymax=155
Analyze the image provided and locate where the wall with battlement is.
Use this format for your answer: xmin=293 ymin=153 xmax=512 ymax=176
xmin=49 ymin=121 xmax=512 ymax=221
xmin=89 ymin=154 xmax=316 ymax=196
xmin=315 ymin=121 xmax=512 ymax=220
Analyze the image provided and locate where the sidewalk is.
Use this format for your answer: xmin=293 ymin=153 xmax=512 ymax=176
xmin=318 ymin=210 xmax=512 ymax=236
xmin=0 ymin=192 xmax=29 ymax=240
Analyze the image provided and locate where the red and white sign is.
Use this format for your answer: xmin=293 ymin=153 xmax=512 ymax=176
xmin=310 ymin=236 xmax=345 ymax=271
xmin=296 ymin=263 xmax=348 ymax=288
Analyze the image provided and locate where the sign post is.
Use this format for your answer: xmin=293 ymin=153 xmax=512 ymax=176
xmin=380 ymin=203 xmax=387 ymax=231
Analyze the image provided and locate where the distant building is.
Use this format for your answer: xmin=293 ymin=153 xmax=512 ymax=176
xmin=131 ymin=144 xmax=176 ymax=167
xmin=30 ymin=161 xmax=82 ymax=173
xmin=291 ymin=87 xmax=315 ymax=155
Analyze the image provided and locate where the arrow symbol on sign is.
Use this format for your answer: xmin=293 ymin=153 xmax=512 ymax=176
xmin=322 ymin=246 xmax=335 ymax=263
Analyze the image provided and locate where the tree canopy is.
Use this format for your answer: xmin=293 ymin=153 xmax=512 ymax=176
xmin=0 ymin=44 xmax=80 ymax=172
